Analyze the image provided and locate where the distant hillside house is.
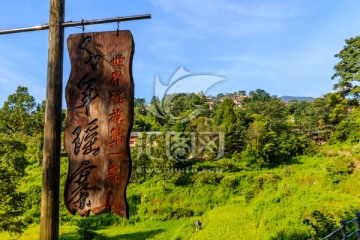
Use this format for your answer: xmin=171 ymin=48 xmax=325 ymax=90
xmin=206 ymin=97 xmax=217 ymax=109
xmin=206 ymin=94 xmax=247 ymax=109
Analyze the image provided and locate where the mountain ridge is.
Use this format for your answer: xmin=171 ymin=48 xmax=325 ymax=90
xmin=280 ymin=95 xmax=316 ymax=102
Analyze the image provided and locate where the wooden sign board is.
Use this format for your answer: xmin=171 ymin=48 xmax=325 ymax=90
xmin=64 ymin=30 xmax=134 ymax=218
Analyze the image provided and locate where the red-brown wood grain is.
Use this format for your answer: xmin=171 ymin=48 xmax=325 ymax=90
xmin=64 ymin=30 xmax=134 ymax=219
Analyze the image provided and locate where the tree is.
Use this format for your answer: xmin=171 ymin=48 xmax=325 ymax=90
xmin=246 ymin=121 xmax=265 ymax=159
xmin=323 ymin=92 xmax=355 ymax=125
xmin=134 ymin=98 xmax=147 ymax=115
xmin=131 ymin=133 xmax=151 ymax=183
xmin=31 ymin=101 xmax=46 ymax=135
xmin=332 ymin=36 xmax=360 ymax=98
xmin=292 ymin=101 xmax=315 ymax=134
xmin=147 ymin=96 xmax=167 ymax=129
xmin=238 ymin=90 xmax=246 ymax=96
xmin=215 ymin=99 xmax=236 ymax=151
xmin=0 ymin=134 xmax=28 ymax=234
xmin=133 ymin=98 xmax=152 ymax=131
xmin=0 ymin=135 xmax=28 ymax=173
xmin=0 ymin=86 xmax=36 ymax=135
xmin=213 ymin=99 xmax=249 ymax=153
xmin=216 ymin=93 xmax=224 ymax=98
xmin=215 ymin=99 xmax=235 ymax=126
xmin=245 ymin=89 xmax=271 ymax=102
xmin=242 ymin=90 xmax=287 ymax=132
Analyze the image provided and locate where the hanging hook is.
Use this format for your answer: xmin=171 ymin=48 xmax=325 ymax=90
xmin=81 ymin=19 xmax=85 ymax=34
xmin=116 ymin=19 xmax=120 ymax=36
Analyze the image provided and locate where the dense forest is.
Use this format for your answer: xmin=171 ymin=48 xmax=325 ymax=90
xmin=1 ymin=37 xmax=360 ymax=239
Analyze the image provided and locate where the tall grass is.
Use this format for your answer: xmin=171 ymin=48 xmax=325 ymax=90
xmin=3 ymin=142 xmax=360 ymax=239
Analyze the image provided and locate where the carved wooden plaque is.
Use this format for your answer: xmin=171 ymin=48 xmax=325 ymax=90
xmin=64 ymin=31 xmax=134 ymax=218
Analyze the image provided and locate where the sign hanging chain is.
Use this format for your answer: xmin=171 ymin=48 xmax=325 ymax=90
xmin=117 ymin=20 xmax=120 ymax=36
xmin=81 ymin=19 xmax=85 ymax=34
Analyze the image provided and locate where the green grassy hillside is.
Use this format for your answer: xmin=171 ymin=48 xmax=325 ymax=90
xmin=2 ymin=85 xmax=360 ymax=239
xmin=2 ymin=141 xmax=360 ymax=240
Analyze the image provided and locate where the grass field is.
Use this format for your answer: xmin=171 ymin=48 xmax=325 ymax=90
xmin=0 ymin=219 xmax=195 ymax=240
xmin=2 ymin=142 xmax=360 ymax=239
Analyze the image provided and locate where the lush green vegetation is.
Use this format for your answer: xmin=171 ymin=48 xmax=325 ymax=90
xmin=1 ymin=36 xmax=360 ymax=239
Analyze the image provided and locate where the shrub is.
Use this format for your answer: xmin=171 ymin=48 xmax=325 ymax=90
xmin=192 ymin=171 xmax=223 ymax=185
xmin=220 ymin=176 xmax=238 ymax=188
xmin=214 ymin=158 xmax=240 ymax=172
xmin=270 ymin=229 xmax=310 ymax=240
xmin=169 ymin=173 xmax=193 ymax=186
xmin=76 ymin=217 xmax=99 ymax=240
xmin=325 ymin=156 xmax=354 ymax=183
xmin=252 ymin=173 xmax=281 ymax=190
xmin=171 ymin=207 xmax=194 ymax=219
xmin=23 ymin=185 xmax=41 ymax=224
xmin=128 ymin=194 xmax=141 ymax=217
xmin=303 ymin=210 xmax=339 ymax=238
xmin=244 ymin=189 xmax=255 ymax=203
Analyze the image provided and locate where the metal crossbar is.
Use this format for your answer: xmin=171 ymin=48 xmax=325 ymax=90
xmin=0 ymin=14 xmax=151 ymax=35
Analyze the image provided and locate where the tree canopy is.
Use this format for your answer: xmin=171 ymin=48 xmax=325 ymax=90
xmin=0 ymin=86 xmax=36 ymax=135
xmin=332 ymin=36 xmax=360 ymax=98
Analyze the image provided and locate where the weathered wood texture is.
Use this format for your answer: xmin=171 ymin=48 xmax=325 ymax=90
xmin=64 ymin=31 xmax=134 ymax=219
xmin=40 ymin=0 xmax=64 ymax=239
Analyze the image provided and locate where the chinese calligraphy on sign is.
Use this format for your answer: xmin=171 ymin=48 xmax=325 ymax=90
xmin=64 ymin=31 xmax=134 ymax=218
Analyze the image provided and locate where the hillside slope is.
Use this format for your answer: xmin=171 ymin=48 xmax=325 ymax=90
xmin=2 ymin=142 xmax=360 ymax=240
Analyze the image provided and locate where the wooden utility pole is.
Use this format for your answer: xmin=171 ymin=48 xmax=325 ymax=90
xmin=40 ymin=0 xmax=64 ymax=239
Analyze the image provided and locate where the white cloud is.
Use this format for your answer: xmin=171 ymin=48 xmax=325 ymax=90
xmin=150 ymin=0 xmax=306 ymax=34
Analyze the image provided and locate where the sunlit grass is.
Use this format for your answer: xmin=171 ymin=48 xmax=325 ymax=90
xmin=0 ymin=224 xmax=77 ymax=240
xmin=2 ymin=142 xmax=360 ymax=239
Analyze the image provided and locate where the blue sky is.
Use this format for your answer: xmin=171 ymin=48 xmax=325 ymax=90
xmin=0 ymin=0 xmax=360 ymax=106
